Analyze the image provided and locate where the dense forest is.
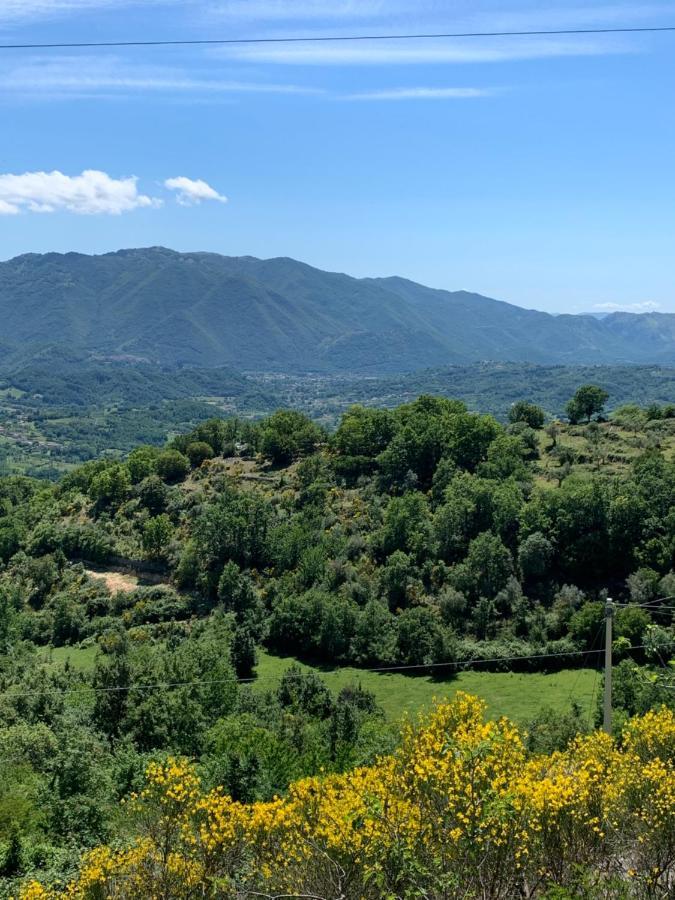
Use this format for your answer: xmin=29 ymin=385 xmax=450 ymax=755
xmin=0 ymin=389 xmax=674 ymax=895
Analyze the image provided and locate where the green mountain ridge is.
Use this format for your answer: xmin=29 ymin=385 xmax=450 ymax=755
xmin=1 ymin=246 xmax=675 ymax=372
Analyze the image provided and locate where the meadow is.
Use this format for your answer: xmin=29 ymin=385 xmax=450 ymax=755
xmin=44 ymin=644 xmax=598 ymax=725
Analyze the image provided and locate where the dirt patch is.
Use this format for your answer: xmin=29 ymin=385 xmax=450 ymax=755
xmin=85 ymin=568 xmax=140 ymax=594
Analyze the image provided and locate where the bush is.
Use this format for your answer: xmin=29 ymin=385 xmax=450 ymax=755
xmin=155 ymin=449 xmax=190 ymax=484
xmin=185 ymin=441 xmax=214 ymax=469
xmin=508 ymin=401 xmax=545 ymax=429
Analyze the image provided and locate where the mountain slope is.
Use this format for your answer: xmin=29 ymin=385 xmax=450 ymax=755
xmin=0 ymin=247 xmax=673 ymax=372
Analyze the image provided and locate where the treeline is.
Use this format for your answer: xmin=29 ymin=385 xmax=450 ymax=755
xmin=1 ymin=392 xmax=674 ymax=672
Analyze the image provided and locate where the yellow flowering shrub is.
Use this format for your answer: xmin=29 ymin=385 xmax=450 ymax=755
xmin=19 ymin=695 xmax=675 ymax=899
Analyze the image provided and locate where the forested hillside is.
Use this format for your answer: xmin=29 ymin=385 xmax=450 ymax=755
xmin=1 ymin=392 xmax=674 ymax=895
xmin=2 ymin=248 xmax=675 ymax=372
xmin=3 ymin=357 xmax=675 ymax=479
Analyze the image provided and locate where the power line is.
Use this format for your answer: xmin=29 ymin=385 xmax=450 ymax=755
xmin=615 ymin=603 xmax=675 ymax=613
xmin=566 ymin=618 xmax=605 ymax=725
xmin=620 ymin=594 xmax=675 ymax=608
xmin=8 ymin=643 xmax=646 ymax=701
xmin=1 ymin=24 xmax=675 ymax=52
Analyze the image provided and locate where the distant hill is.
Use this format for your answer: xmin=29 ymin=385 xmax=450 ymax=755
xmin=1 ymin=247 xmax=675 ymax=372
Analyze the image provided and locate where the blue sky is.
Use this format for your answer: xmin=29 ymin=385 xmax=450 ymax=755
xmin=1 ymin=0 xmax=675 ymax=313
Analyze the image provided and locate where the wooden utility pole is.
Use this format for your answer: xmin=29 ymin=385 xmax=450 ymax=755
xmin=603 ymin=597 xmax=614 ymax=735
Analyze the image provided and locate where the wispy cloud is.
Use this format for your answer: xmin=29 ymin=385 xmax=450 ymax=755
xmin=0 ymin=56 xmax=324 ymax=99
xmin=204 ymin=1 xmax=660 ymax=66
xmin=205 ymin=1 xmax=670 ymax=27
xmin=165 ymin=176 xmax=227 ymax=205
xmin=205 ymin=0 xmax=399 ymax=20
xmin=0 ymin=0 xmax=175 ymax=22
xmin=0 ymin=169 xmax=160 ymax=214
xmin=593 ymin=300 xmax=661 ymax=312
xmin=346 ymin=86 xmax=494 ymax=100
xmin=224 ymin=34 xmax=632 ymax=66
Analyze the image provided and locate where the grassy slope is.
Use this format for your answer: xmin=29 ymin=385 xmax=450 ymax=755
xmin=534 ymin=419 xmax=675 ymax=487
xmin=254 ymin=651 xmax=598 ymax=725
xmin=42 ymin=645 xmax=598 ymax=725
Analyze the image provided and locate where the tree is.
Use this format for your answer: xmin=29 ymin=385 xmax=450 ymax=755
xmin=191 ymin=418 xmax=228 ymax=455
xmin=611 ymin=404 xmax=647 ymax=434
xmin=259 ymin=411 xmax=324 ymax=466
xmin=126 ymin=446 xmax=161 ymax=483
xmin=332 ymin=405 xmax=396 ymax=481
xmin=454 ymin=531 xmax=513 ymax=600
xmin=186 ymin=441 xmax=214 ymax=469
xmin=352 ymin=600 xmax=397 ymax=665
xmin=0 ymin=827 xmax=23 ymax=876
xmin=217 ymin=562 xmax=260 ymax=623
xmin=379 ymin=550 xmax=416 ymax=610
xmin=156 ymin=449 xmax=190 ymax=484
xmin=568 ymin=600 xmax=604 ymax=649
xmin=615 ymin=606 xmax=651 ymax=647
xmin=136 ymin=475 xmax=169 ymax=515
xmin=142 ymin=514 xmax=173 ymax=560
xmin=566 ymin=384 xmax=609 ymax=424
xmin=93 ymin=628 xmax=132 ymax=741
xmin=231 ymin=625 xmax=257 ymax=678
xmin=526 ymin=703 xmax=588 ymax=753
xmin=518 ymin=532 xmax=553 ymax=583
xmin=396 ymin=606 xmax=450 ymax=666
xmin=381 ymin=491 xmax=434 ymax=563
xmin=89 ymin=464 xmax=131 ymax=509
xmin=508 ymin=401 xmax=545 ymax=429
xmin=479 ymin=433 xmax=527 ymax=480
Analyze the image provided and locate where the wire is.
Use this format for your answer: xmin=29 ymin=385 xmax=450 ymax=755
xmin=565 ymin=618 xmax=605 ymax=719
xmin=615 ymin=603 xmax=675 ymax=613
xmin=1 ymin=25 xmax=675 ymax=51
xmin=615 ymin=594 xmax=675 ymax=610
xmin=7 ymin=643 xmax=647 ymax=700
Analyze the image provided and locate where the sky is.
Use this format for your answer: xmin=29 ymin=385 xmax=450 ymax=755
xmin=1 ymin=1 xmax=675 ymax=314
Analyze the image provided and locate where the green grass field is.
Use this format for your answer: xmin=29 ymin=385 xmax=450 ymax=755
xmin=41 ymin=644 xmax=99 ymax=671
xmin=39 ymin=644 xmax=599 ymax=725
xmin=255 ymin=650 xmax=599 ymax=725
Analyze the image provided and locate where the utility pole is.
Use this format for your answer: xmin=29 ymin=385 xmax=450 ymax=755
xmin=603 ymin=597 xmax=614 ymax=735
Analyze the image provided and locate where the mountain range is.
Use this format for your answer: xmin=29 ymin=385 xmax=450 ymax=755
xmin=1 ymin=246 xmax=674 ymax=373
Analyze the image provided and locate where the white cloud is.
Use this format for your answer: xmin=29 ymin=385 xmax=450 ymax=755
xmin=205 ymin=1 xmax=669 ymax=26
xmin=0 ymin=0 xmax=177 ymax=22
xmin=225 ymin=34 xmax=632 ymax=65
xmin=0 ymin=169 xmax=160 ymax=215
xmin=164 ymin=176 xmax=228 ymax=206
xmin=593 ymin=300 xmax=661 ymax=312
xmin=206 ymin=0 xmax=395 ymax=19
xmin=347 ymin=86 xmax=493 ymax=100
xmin=0 ymin=57 xmax=324 ymax=99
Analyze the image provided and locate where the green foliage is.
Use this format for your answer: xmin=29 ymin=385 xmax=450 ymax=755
xmin=126 ymin=446 xmax=161 ymax=483
xmin=155 ymin=449 xmax=189 ymax=484
xmin=0 ymin=392 xmax=673 ymax=893
xmin=185 ymin=441 xmax=214 ymax=468
xmin=566 ymin=384 xmax=609 ymax=423
xmin=526 ymin=702 xmax=588 ymax=753
xmin=141 ymin=514 xmax=173 ymax=560
xmin=89 ymin=464 xmax=131 ymax=509
xmin=453 ymin=531 xmax=513 ymax=600
xmin=381 ymin=492 xmax=433 ymax=563
xmin=509 ymin=400 xmax=545 ymax=429
xmin=259 ymin=410 xmax=324 ymax=466
xmin=136 ymin=475 xmax=169 ymax=515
